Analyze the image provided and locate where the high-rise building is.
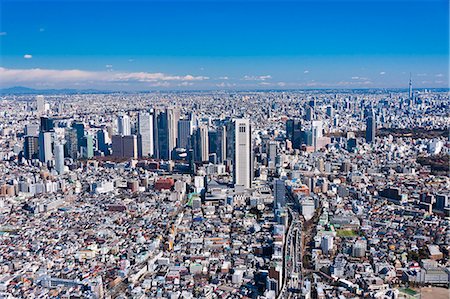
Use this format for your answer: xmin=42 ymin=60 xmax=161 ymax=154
xmin=72 ymin=122 xmax=85 ymax=150
xmin=36 ymin=95 xmax=46 ymax=114
xmin=177 ymin=118 xmax=193 ymax=149
xmin=137 ymin=111 xmax=154 ymax=158
xmin=155 ymin=108 xmax=180 ymax=160
xmin=216 ymin=125 xmax=227 ymax=164
xmin=112 ymin=135 xmax=124 ymax=158
xmin=267 ymin=140 xmax=277 ymax=168
xmin=274 ymin=179 xmax=286 ymax=208
xmin=408 ymin=73 xmax=413 ymax=101
xmin=117 ymin=114 xmax=131 ymax=136
xmin=192 ymin=125 xmax=209 ymax=162
xmin=305 ymin=105 xmax=314 ymax=121
xmin=25 ymin=123 xmax=40 ymax=137
xmin=166 ymin=108 xmax=180 ymax=158
xmin=96 ymin=129 xmax=110 ymax=155
xmin=286 ymin=119 xmax=303 ymax=149
xmin=312 ymin=120 xmax=323 ymax=151
xmin=24 ymin=136 xmax=39 ymax=160
xmin=38 ymin=131 xmax=53 ymax=163
xmin=112 ymin=135 xmax=137 ymax=159
xmin=66 ymin=128 xmax=78 ymax=159
xmin=365 ymin=111 xmax=376 ymax=143
xmin=326 ymin=106 xmax=334 ymax=119
xmin=123 ymin=135 xmax=138 ymax=159
xmin=227 ymin=119 xmax=252 ymax=188
xmin=54 ymin=143 xmax=65 ymax=174
xmin=80 ymin=135 xmax=94 ymax=158
xmin=40 ymin=117 xmax=54 ymax=132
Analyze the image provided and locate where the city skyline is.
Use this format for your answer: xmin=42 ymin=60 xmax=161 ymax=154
xmin=0 ymin=0 xmax=449 ymax=90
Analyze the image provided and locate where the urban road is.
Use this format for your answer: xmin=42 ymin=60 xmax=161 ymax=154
xmin=278 ymin=187 xmax=304 ymax=299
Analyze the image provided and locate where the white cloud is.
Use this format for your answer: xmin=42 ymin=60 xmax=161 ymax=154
xmin=435 ymin=73 xmax=443 ymax=77
xmin=379 ymin=71 xmax=386 ymax=75
xmin=303 ymin=70 xmax=309 ymax=74
xmin=218 ymin=76 xmax=229 ymax=80
xmin=0 ymin=67 xmax=210 ymax=86
xmin=243 ymin=75 xmax=272 ymax=81
xmin=417 ymin=73 xmax=427 ymax=77
xmin=351 ymin=76 xmax=369 ymax=80
xmin=105 ymin=64 xmax=113 ymax=68
xmin=24 ymin=54 xmax=33 ymax=59
xmin=277 ymin=82 xmax=286 ymax=87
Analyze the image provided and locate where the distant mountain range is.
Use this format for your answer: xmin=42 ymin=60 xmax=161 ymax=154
xmin=0 ymin=86 xmax=111 ymax=95
xmin=0 ymin=86 xmax=448 ymax=95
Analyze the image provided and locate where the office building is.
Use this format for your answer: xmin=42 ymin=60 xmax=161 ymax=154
xmin=137 ymin=111 xmax=154 ymax=158
xmin=177 ymin=118 xmax=193 ymax=149
xmin=112 ymin=135 xmax=137 ymax=159
xmin=54 ymin=143 xmax=65 ymax=174
xmin=24 ymin=136 xmax=39 ymax=160
xmin=117 ymin=114 xmax=131 ymax=136
xmin=96 ymin=129 xmax=110 ymax=155
xmin=38 ymin=131 xmax=53 ymax=163
xmin=36 ymin=95 xmax=46 ymax=114
xmin=227 ymin=118 xmax=252 ymax=188
xmin=155 ymin=107 xmax=180 ymax=160
xmin=365 ymin=111 xmax=376 ymax=143
xmin=192 ymin=125 xmax=209 ymax=162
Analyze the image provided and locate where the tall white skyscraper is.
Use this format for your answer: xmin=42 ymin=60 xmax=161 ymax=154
xmin=166 ymin=108 xmax=180 ymax=157
xmin=38 ymin=131 xmax=53 ymax=163
xmin=36 ymin=95 xmax=46 ymax=114
xmin=311 ymin=120 xmax=323 ymax=151
xmin=117 ymin=114 xmax=131 ymax=136
xmin=54 ymin=143 xmax=65 ymax=174
xmin=228 ymin=119 xmax=252 ymax=188
xmin=138 ymin=111 xmax=154 ymax=157
xmin=408 ymin=73 xmax=413 ymax=100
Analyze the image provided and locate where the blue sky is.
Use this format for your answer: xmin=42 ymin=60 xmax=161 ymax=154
xmin=0 ymin=0 xmax=448 ymax=90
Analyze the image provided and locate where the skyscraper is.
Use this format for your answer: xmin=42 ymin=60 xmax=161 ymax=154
xmin=36 ymin=95 xmax=45 ymax=114
xmin=54 ymin=143 xmax=65 ymax=174
xmin=216 ymin=125 xmax=227 ymax=164
xmin=38 ymin=131 xmax=53 ymax=163
xmin=192 ymin=125 xmax=209 ymax=162
xmin=408 ymin=73 xmax=413 ymax=101
xmin=311 ymin=120 xmax=323 ymax=151
xmin=24 ymin=136 xmax=39 ymax=160
xmin=117 ymin=114 xmax=131 ymax=136
xmin=267 ymin=140 xmax=277 ymax=167
xmin=123 ymin=135 xmax=138 ymax=159
xmin=96 ymin=129 xmax=110 ymax=155
xmin=112 ymin=135 xmax=137 ymax=159
xmin=177 ymin=118 xmax=193 ymax=149
xmin=137 ymin=111 xmax=154 ymax=158
xmin=155 ymin=107 xmax=180 ymax=160
xmin=166 ymin=108 xmax=180 ymax=158
xmin=66 ymin=128 xmax=78 ymax=159
xmin=40 ymin=117 xmax=54 ymax=132
xmin=274 ymin=179 xmax=286 ymax=208
xmin=80 ymin=135 xmax=94 ymax=158
xmin=227 ymin=119 xmax=252 ymax=189
xmin=112 ymin=135 xmax=124 ymax=158
xmin=286 ymin=119 xmax=303 ymax=149
xmin=365 ymin=110 xmax=376 ymax=143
